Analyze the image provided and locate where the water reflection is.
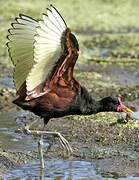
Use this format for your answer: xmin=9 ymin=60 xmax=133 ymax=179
xmin=4 ymin=158 xmax=139 ymax=179
xmin=0 ymin=109 xmax=38 ymax=151
xmin=5 ymin=159 xmax=100 ymax=180
xmin=1 ymin=108 xmax=139 ymax=179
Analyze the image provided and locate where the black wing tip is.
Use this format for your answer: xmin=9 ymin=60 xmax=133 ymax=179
xmin=50 ymin=4 xmax=57 ymax=10
xmin=47 ymin=5 xmax=59 ymax=14
xmin=11 ymin=22 xmax=18 ymax=29
xmin=11 ymin=22 xmax=15 ymax=28
xmin=7 ymin=34 xmax=11 ymax=40
xmin=6 ymin=41 xmax=9 ymax=47
xmin=8 ymin=28 xmax=11 ymax=33
xmin=15 ymin=17 xmax=19 ymax=22
xmin=8 ymin=28 xmax=13 ymax=35
xmin=49 ymin=5 xmax=67 ymax=27
xmin=6 ymin=43 xmax=14 ymax=66
xmin=13 ymin=13 xmax=38 ymax=24
xmin=42 ymin=12 xmax=48 ymax=17
xmin=19 ymin=13 xmax=25 ymax=18
xmin=6 ymin=34 xmax=14 ymax=66
xmin=49 ymin=5 xmax=58 ymax=13
xmin=50 ymin=5 xmax=57 ymax=10
xmin=46 ymin=7 xmax=52 ymax=13
xmin=19 ymin=13 xmax=38 ymax=22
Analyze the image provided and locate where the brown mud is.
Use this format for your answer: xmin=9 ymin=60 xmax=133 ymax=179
xmin=0 ymin=64 xmax=139 ymax=179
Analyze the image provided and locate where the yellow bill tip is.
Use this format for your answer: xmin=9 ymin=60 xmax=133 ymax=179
xmin=122 ymin=108 xmax=135 ymax=118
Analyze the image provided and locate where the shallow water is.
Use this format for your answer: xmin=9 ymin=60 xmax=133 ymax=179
xmin=4 ymin=159 xmax=139 ymax=180
xmin=135 ymin=111 xmax=139 ymax=120
xmin=5 ymin=159 xmax=101 ymax=180
xmin=0 ymin=77 xmax=14 ymax=89
xmin=0 ymin=108 xmax=139 ymax=179
xmin=0 ymin=109 xmax=38 ymax=151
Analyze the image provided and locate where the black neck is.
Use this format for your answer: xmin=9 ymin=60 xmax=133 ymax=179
xmin=73 ymin=86 xmax=116 ymax=115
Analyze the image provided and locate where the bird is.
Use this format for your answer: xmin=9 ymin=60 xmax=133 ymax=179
xmin=7 ymin=5 xmax=134 ymax=168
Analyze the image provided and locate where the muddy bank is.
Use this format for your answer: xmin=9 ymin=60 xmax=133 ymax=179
xmin=0 ymin=87 xmax=15 ymax=111
xmin=0 ymin=110 xmax=139 ymax=178
xmin=0 ymin=64 xmax=138 ymax=178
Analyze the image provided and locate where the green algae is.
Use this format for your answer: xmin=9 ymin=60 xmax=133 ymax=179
xmin=0 ymin=0 xmax=139 ymax=66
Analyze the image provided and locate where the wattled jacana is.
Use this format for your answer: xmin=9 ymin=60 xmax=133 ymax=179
xmin=7 ymin=5 xmax=134 ymax=168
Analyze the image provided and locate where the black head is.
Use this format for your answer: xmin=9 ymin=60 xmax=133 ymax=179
xmin=100 ymin=96 xmax=134 ymax=118
xmin=100 ymin=96 xmax=119 ymax=112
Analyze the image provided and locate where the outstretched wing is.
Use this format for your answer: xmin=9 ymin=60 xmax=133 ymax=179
xmin=7 ymin=5 xmax=67 ymax=95
xmin=7 ymin=15 xmax=39 ymax=91
xmin=26 ymin=5 xmax=67 ymax=92
xmin=7 ymin=5 xmax=80 ymax=100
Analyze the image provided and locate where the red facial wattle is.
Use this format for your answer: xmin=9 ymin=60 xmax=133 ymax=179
xmin=117 ymin=97 xmax=134 ymax=118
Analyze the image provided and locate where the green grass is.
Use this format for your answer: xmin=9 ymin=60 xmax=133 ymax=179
xmin=78 ymin=33 xmax=139 ymax=63
xmin=0 ymin=0 xmax=139 ymax=66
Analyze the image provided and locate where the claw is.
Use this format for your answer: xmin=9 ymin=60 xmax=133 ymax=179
xmin=57 ymin=132 xmax=72 ymax=154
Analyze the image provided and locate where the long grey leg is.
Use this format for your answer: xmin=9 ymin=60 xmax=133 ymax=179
xmin=24 ymin=126 xmax=72 ymax=154
xmin=38 ymin=135 xmax=44 ymax=169
xmin=23 ymin=120 xmax=72 ymax=169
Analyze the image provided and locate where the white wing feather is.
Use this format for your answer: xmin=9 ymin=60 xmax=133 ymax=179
xmin=7 ymin=5 xmax=67 ymax=92
xmin=7 ymin=15 xmax=39 ymax=90
xmin=26 ymin=5 xmax=67 ymax=91
xmin=51 ymin=6 xmax=67 ymax=31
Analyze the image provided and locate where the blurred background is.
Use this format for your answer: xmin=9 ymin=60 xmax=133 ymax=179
xmin=0 ymin=0 xmax=139 ymax=179
xmin=0 ymin=0 xmax=139 ymax=66
xmin=0 ymin=0 xmax=138 ymax=105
